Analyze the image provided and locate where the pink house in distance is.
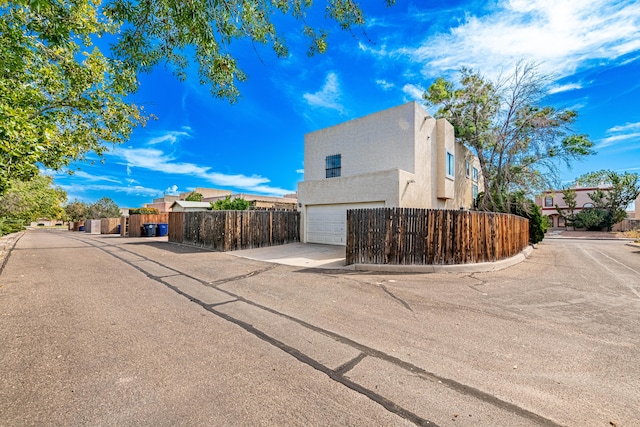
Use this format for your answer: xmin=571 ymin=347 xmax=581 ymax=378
xmin=537 ymin=186 xmax=640 ymax=228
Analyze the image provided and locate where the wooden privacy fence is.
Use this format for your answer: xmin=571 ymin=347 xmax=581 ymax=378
xmin=346 ymin=208 xmax=529 ymax=266
xmin=168 ymin=210 xmax=300 ymax=251
xmin=100 ymin=218 xmax=120 ymax=234
xmin=127 ymin=214 xmax=170 ymax=237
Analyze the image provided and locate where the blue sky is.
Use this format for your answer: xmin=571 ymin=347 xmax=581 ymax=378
xmin=51 ymin=0 xmax=640 ymax=208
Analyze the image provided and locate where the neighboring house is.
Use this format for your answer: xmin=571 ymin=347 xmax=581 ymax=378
xmin=536 ymin=185 xmax=611 ymax=228
xmin=169 ymin=201 xmax=212 ymax=212
xmin=145 ymin=188 xmax=232 ymax=213
xmin=204 ymin=193 xmax=298 ymax=210
xmin=297 ymin=102 xmax=483 ymax=245
xmin=145 ymin=195 xmax=181 ymax=213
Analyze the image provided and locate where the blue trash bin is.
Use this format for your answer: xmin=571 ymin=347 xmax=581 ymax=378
xmin=142 ymin=223 xmax=156 ymax=237
xmin=117 ymin=224 xmax=121 ymax=234
xmin=157 ymin=223 xmax=168 ymax=237
xmin=78 ymin=226 xmax=85 ymax=232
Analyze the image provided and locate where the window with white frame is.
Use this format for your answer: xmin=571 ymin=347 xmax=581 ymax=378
xmin=446 ymin=152 xmax=455 ymax=178
xmin=465 ymin=161 xmax=470 ymax=178
xmin=544 ymin=196 xmax=553 ymax=207
xmin=472 ymin=184 xmax=479 ymax=199
xmin=472 ymin=166 xmax=478 ymax=182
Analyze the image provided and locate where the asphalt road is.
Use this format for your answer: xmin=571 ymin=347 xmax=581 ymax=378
xmin=1 ymin=230 xmax=639 ymax=426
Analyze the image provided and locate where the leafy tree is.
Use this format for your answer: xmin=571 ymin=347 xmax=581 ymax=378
xmin=0 ymin=0 xmax=147 ymax=194
xmin=87 ymin=197 xmax=121 ymax=219
xmin=211 ymin=196 xmax=249 ymax=211
xmin=1 ymin=0 xmax=394 ymax=195
xmin=0 ymin=173 xmax=67 ymax=222
xmin=424 ymin=62 xmax=594 ymax=213
xmin=555 ymin=188 xmax=578 ymax=229
xmin=64 ymin=200 xmax=89 ymax=222
xmin=185 ymin=192 xmax=203 ymax=202
xmin=105 ymin=0 xmax=396 ymax=102
xmin=578 ymin=170 xmax=640 ymax=230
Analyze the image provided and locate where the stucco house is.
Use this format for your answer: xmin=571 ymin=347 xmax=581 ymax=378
xmin=538 ymin=186 xmax=640 ymax=228
xmin=146 ymin=188 xmax=232 ymax=213
xmin=297 ymin=102 xmax=483 ymax=245
xmin=204 ymin=193 xmax=298 ymax=210
xmin=169 ymin=200 xmax=212 ymax=212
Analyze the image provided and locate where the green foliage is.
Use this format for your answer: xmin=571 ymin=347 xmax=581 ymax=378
xmin=105 ymin=0 xmax=396 ymax=102
xmin=0 ymin=0 xmax=148 ymax=194
xmin=577 ymin=170 xmax=640 ymax=230
xmin=555 ymin=188 xmax=578 ymax=229
xmin=64 ymin=200 xmax=89 ymax=222
xmin=129 ymin=207 xmax=159 ymax=215
xmin=502 ymin=192 xmax=548 ymax=244
xmin=574 ymin=208 xmax=610 ymax=231
xmin=0 ymin=218 xmax=25 ymax=236
xmin=87 ymin=197 xmax=120 ymax=219
xmin=423 ymin=62 xmax=594 ymax=212
xmin=211 ymin=196 xmax=249 ymax=211
xmin=0 ymin=173 xmax=67 ymax=223
xmin=1 ymin=0 xmax=394 ymax=197
xmin=185 ymin=192 xmax=203 ymax=202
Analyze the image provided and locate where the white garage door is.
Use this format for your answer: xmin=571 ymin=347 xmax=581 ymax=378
xmin=306 ymin=202 xmax=384 ymax=245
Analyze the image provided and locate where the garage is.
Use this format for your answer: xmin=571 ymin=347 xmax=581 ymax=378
xmin=305 ymin=202 xmax=384 ymax=245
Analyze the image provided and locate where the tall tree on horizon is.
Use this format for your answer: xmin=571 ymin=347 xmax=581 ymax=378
xmin=423 ymin=62 xmax=595 ymax=212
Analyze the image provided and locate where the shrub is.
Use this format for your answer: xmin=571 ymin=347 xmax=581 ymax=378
xmin=210 ymin=196 xmax=249 ymax=211
xmin=0 ymin=218 xmax=25 ymax=236
xmin=129 ymin=207 xmax=160 ymax=215
xmin=574 ymin=208 xmax=610 ymax=231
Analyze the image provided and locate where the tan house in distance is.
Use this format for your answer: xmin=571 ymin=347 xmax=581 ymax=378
xmin=204 ymin=193 xmax=298 ymax=210
xmin=145 ymin=188 xmax=233 ymax=213
xmin=297 ymin=102 xmax=483 ymax=245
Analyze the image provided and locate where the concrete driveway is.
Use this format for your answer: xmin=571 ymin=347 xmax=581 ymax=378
xmin=2 ymin=230 xmax=640 ymax=426
xmin=231 ymin=241 xmax=534 ymax=273
xmin=231 ymin=242 xmax=348 ymax=269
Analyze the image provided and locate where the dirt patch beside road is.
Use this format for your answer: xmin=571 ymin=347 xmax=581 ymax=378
xmin=0 ymin=231 xmax=23 ymax=273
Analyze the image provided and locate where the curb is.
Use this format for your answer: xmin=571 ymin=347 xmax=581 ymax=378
xmin=352 ymin=245 xmax=534 ymax=274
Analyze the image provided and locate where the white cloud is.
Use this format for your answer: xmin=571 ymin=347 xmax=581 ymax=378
xmin=57 ymin=183 xmax=162 ymax=198
xmin=71 ymin=170 xmax=121 ymax=183
xmin=394 ymin=0 xmax=640 ymax=80
xmin=548 ymin=82 xmax=583 ymax=94
xmin=597 ymin=132 xmax=640 ymax=149
xmin=376 ymin=79 xmax=395 ymax=90
xmin=165 ymin=184 xmax=179 ymax=195
xmin=113 ymin=147 xmax=293 ymax=196
xmin=402 ymin=83 xmax=426 ymax=101
xmin=303 ymin=72 xmax=344 ymax=112
xmin=147 ymin=130 xmax=191 ymax=145
xmin=608 ymin=122 xmax=640 ymax=133
xmin=296 ymin=169 xmax=304 ymax=174
xmin=597 ymin=121 xmax=640 ymax=148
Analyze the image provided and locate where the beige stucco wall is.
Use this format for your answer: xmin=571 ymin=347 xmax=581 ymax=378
xmin=304 ymin=103 xmax=420 ymax=181
xmin=299 ymin=101 xmax=482 ymax=211
xmin=299 ymin=169 xmax=401 ymax=207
